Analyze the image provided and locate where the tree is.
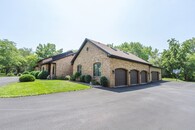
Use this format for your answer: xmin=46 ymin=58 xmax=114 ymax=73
xmin=0 ymin=39 xmax=19 ymax=74
xmin=161 ymin=38 xmax=181 ymax=78
xmin=35 ymin=43 xmax=63 ymax=59
xmin=115 ymin=42 xmax=152 ymax=61
xmin=148 ymin=48 xmax=161 ymax=67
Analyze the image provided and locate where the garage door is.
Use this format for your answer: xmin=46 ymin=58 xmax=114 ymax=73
xmin=152 ymin=72 xmax=159 ymax=81
xmin=115 ymin=69 xmax=127 ymax=86
xmin=141 ymin=71 xmax=147 ymax=83
xmin=130 ymin=70 xmax=139 ymax=85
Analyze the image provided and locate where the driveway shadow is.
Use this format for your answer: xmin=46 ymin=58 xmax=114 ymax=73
xmin=95 ymin=81 xmax=169 ymax=93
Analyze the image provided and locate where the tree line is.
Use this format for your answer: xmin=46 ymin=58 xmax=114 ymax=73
xmin=0 ymin=38 xmax=195 ymax=81
xmin=0 ymin=39 xmax=63 ymax=75
xmin=108 ymin=37 xmax=195 ymax=81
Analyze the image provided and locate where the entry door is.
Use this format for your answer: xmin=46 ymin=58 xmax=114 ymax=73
xmin=130 ymin=70 xmax=139 ymax=85
xmin=115 ymin=69 xmax=127 ymax=86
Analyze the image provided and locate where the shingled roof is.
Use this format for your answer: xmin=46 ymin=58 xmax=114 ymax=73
xmin=41 ymin=50 xmax=75 ymax=65
xmin=71 ymin=38 xmax=151 ymax=65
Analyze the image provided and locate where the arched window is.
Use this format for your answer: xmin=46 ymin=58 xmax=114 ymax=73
xmin=93 ymin=63 xmax=101 ymax=76
xmin=42 ymin=67 xmax=45 ymax=71
xmin=77 ymin=65 xmax=82 ymax=74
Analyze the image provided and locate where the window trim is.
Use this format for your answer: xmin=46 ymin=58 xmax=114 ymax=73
xmin=77 ymin=64 xmax=82 ymax=75
xmin=93 ymin=62 xmax=101 ymax=77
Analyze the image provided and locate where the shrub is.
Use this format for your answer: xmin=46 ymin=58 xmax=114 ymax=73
xmin=34 ymin=71 xmax=40 ymax=79
xmin=22 ymin=71 xmax=30 ymax=75
xmin=65 ymin=75 xmax=70 ymax=80
xmin=85 ymin=75 xmax=92 ymax=83
xmin=17 ymin=73 xmax=22 ymax=76
xmin=91 ymin=79 xmax=100 ymax=85
xmin=70 ymin=75 xmax=76 ymax=81
xmin=74 ymin=72 xmax=81 ymax=79
xmin=19 ymin=74 xmax=35 ymax=82
xmin=80 ymin=75 xmax=85 ymax=82
xmin=100 ymin=76 xmax=108 ymax=87
xmin=37 ymin=71 xmax=49 ymax=79
xmin=7 ymin=72 xmax=14 ymax=76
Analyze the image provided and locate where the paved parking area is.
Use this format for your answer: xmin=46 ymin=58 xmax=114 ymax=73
xmin=0 ymin=81 xmax=195 ymax=130
xmin=0 ymin=77 xmax=19 ymax=87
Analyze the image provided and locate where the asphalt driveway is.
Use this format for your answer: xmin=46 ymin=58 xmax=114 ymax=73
xmin=0 ymin=81 xmax=195 ymax=130
xmin=0 ymin=77 xmax=19 ymax=86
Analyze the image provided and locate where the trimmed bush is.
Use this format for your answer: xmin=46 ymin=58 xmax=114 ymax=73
xmin=65 ymin=75 xmax=70 ymax=80
xmin=17 ymin=73 xmax=22 ymax=76
xmin=23 ymin=71 xmax=30 ymax=75
xmin=91 ymin=79 xmax=100 ymax=85
xmin=80 ymin=75 xmax=85 ymax=82
xmin=37 ymin=71 xmax=49 ymax=79
xmin=74 ymin=72 xmax=81 ymax=79
xmin=19 ymin=74 xmax=35 ymax=82
xmin=70 ymin=75 xmax=76 ymax=81
xmin=100 ymin=76 xmax=108 ymax=87
xmin=85 ymin=75 xmax=92 ymax=83
xmin=34 ymin=71 xmax=40 ymax=79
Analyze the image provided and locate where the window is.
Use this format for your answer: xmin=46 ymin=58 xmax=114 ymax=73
xmin=77 ymin=65 xmax=82 ymax=74
xmin=93 ymin=63 xmax=101 ymax=76
xmin=42 ymin=67 xmax=45 ymax=71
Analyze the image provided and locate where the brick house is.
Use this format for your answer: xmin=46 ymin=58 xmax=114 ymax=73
xmin=36 ymin=50 xmax=75 ymax=79
xmin=71 ymin=38 xmax=161 ymax=87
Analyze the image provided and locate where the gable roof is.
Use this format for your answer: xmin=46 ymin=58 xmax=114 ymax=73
xmin=71 ymin=38 xmax=151 ymax=65
xmin=40 ymin=50 xmax=75 ymax=65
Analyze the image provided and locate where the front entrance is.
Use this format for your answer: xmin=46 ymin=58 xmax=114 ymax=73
xmin=130 ymin=70 xmax=139 ymax=85
xmin=115 ymin=69 xmax=127 ymax=86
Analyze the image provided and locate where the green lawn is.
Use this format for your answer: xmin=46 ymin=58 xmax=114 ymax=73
xmin=162 ymin=78 xmax=184 ymax=82
xmin=0 ymin=80 xmax=90 ymax=98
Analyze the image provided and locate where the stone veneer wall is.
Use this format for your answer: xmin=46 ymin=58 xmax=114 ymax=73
xmin=109 ymin=58 xmax=150 ymax=87
xmin=53 ymin=55 xmax=74 ymax=78
xmin=73 ymin=41 xmax=111 ymax=83
xmin=150 ymin=67 xmax=162 ymax=80
xmin=73 ymin=41 xmax=162 ymax=87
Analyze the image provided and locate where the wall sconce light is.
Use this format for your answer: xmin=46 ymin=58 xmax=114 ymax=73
xmin=112 ymin=70 xmax=115 ymax=74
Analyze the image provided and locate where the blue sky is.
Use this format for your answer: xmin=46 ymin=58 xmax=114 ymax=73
xmin=0 ymin=0 xmax=195 ymax=52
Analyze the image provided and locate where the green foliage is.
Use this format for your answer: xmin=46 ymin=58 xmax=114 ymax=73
xmin=30 ymin=71 xmax=40 ymax=79
xmin=35 ymin=43 xmax=63 ymax=59
xmin=17 ymin=73 xmax=22 ymax=76
xmin=37 ymin=71 xmax=49 ymax=79
xmin=74 ymin=72 xmax=81 ymax=79
xmin=0 ymin=39 xmax=19 ymax=74
xmin=100 ymin=76 xmax=108 ymax=87
xmin=115 ymin=42 xmax=152 ymax=61
xmin=85 ymin=75 xmax=92 ymax=83
xmin=91 ymin=79 xmax=100 ymax=85
xmin=65 ymin=75 xmax=70 ymax=80
xmin=23 ymin=71 xmax=30 ymax=75
xmin=161 ymin=38 xmax=195 ymax=81
xmin=19 ymin=74 xmax=35 ymax=82
xmin=7 ymin=72 xmax=15 ymax=76
xmin=70 ymin=75 xmax=76 ymax=81
xmin=80 ymin=75 xmax=85 ymax=82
